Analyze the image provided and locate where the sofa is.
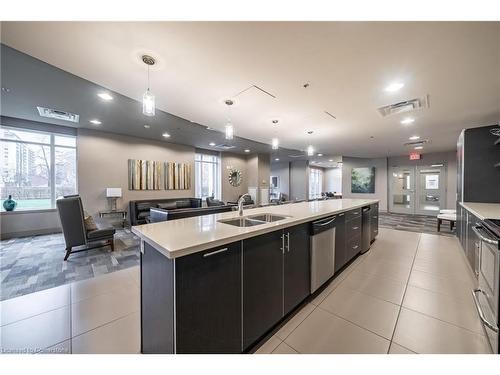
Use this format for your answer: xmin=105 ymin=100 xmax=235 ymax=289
xmin=129 ymin=198 xmax=202 ymax=225
xmin=227 ymin=194 xmax=254 ymax=206
xmin=149 ymin=205 xmax=234 ymax=223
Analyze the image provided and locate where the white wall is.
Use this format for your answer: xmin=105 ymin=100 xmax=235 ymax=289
xmin=270 ymin=161 xmax=290 ymax=198
xmin=342 ymin=156 xmax=388 ymax=211
xmin=290 ymin=160 xmax=309 ymax=201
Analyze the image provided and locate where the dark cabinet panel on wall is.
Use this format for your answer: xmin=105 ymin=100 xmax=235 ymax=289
xmin=243 ymin=231 xmax=283 ymax=350
xmin=141 ymin=243 xmax=175 ymax=354
xmin=461 ymin=125 xmax=500 ymax=203
xmin=175 ymin=242 xmax=242 ymax=353
xmin=284 ymin=223 xmax=310 ymax=315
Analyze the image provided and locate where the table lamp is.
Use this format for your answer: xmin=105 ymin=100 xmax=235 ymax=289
xmin=106 ymin=188 xmax=122 ymax=211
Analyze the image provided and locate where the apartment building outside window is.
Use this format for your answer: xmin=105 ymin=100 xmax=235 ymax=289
xmin=309 ymin=167 xmax=323 ymax=199
xmin=195 ymin=152 xmax=221 ymax=200
xmin=0 ymin=126 xmax=77 ymax=211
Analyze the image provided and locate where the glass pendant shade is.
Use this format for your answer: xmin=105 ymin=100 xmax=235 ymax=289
xmin=142 ymin=89 xmax=155 ymax=117
xmin=272 ymin=138 xmax=279 ymax=150
xmin=307 ymin=145 xmax=314 ymax=156
xmin=225 ymin=122 xmax=234 ymax=140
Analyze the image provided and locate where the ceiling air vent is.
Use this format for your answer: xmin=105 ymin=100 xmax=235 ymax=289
xmin=215 ymin=144 xmax=236 ymax=150
xmin=403 ymin=139 xmax=430 ymax=147
xmin=37 ymin=106 xmax=79 ymax=123
xmin=377 ymin=95 xmax=430 ymax=117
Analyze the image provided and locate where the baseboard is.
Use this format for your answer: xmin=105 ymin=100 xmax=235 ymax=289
xmin=0 ymin=227 xmax=62 ymax=240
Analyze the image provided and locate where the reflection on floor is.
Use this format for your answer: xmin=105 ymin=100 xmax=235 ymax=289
xmin=0 ymin=228 xmax=489 ymax=354
xmin=379 ymin=212 xmax=454 ymax=237
xmin=0 ymin=229 xmax=140 ymax=301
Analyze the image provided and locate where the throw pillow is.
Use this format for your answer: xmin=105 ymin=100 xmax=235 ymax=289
xmin=176 ymin=200 xmax=191 ymax=209
xmin=84 ymin=215 xmax=98 ymax=231
xmin=157 ymin=202 xmax=178 ymax=210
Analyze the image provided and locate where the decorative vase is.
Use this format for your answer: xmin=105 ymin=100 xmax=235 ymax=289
xmin=3 ymin=195 xmax=17 ymax=211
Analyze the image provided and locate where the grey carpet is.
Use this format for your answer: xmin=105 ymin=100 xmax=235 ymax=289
xmin=379 ymin=211 xmax=455 ymax=237
xmin=0 ymin=229 xmax=140 ymax=301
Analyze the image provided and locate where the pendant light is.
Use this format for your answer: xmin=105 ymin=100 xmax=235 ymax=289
xmin=272 ymin=138 xmax=279 ymax=150
xmin=307 ymin=145 xmax=314 ymax=156
xmin=224 ymin=99 xmax=234 ymax=140
xmin=142 ymin=55 xmax=156 ymax=117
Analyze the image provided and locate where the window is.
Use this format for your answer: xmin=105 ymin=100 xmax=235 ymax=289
xmin=309 ymin=168 xmax=323 ymax=199
xmin=0 ymin=127 xmax=77 ymax=211
xmin=195 ymin=152 xmax=221 ymax=200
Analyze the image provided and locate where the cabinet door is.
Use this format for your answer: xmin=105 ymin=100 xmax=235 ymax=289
xmin=346 ymin=235 xmax=361 ymax=261
xmin=243 ymin=230 xmax=284 ymax=350
xmin=176 ymin=242 xmax=242 ymax=353
xmin=284 ymin=223 xmax=310 ymax=314
xmin=334 ymin=213 xmax=347 ymax=273
xmin=370 ymin=204 xmax=379 ymax=242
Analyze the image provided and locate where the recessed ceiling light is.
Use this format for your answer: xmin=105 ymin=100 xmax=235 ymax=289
xmin=209 ymin=142 xmax=216 ymax=146
xmin=385 ymin=82 xmax=404 ymax=92
xmin=275 ymin=158 xmax=280 ymax=161
xmin=414 ymin=146 xmax=423 ymax=150
xmin=89 ymin=119 xmax=101 ymax=125
xmin=401 ymin=117 xmax=415 ymax=125
xmin=144 ymin=125 xmax=150 ymax=129
xmin=317 ymin=153 xmax=323 ymax=157
xmin=329 ymin=159 xmax=333 ymax=162
xmin=307 ymin=130 xmax=314 ymax=135
xmin=162 ymin=132 xmax=171 ymax=138
xmin=244 ymin=149 xmax=250 ymax=153
xmin=409 ymin=135 xmax=420 ymax=140
xmin=97 ymin=92 xmax=113 ymax=101
xmin=1 ymin=87 xmax=11 ymax=93
xmin=311 ymin=161 xmax=316 ymax=163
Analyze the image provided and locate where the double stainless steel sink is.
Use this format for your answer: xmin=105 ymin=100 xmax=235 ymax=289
xmin=218 ymin=213 xmax=291 ymax=227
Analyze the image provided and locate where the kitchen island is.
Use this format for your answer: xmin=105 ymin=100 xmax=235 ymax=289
xmin=132 ymin=198 xmax=379 ymax=353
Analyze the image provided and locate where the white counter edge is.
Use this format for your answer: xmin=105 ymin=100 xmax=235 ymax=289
xmin=132 ymin=199 xmax=379 ymax=259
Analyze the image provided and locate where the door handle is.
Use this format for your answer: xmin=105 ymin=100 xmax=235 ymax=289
xmin=315 ymin=216 xmax=336 ymax=226
xmin=472 ymin=289 xmax=499 ymax=332
xmin=352 ymin=226 xmax=359 ymax=230
xmin=472 ymin=226 xmax=497 ymax=245
xmin=352 ymin=245 xmax=359 ymax=249
xmin=281 ymin=234 xmax=285 ymax=254
xmin=203 ymin=248 xmax=228 ymax=257
xmin=286 ymin=232 xmax=290 ymax=252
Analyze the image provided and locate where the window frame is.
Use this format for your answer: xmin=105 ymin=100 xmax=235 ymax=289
xmin=0 ymin=126 xmax=78 ymax=211
xmin=194 ymin=152 xmax=221 ymax=200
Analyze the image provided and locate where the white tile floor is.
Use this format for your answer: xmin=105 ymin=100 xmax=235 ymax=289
xmin=0 ymin=228 xmax=492 ymax=354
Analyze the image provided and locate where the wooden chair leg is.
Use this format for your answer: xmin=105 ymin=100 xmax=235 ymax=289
xmin=437 ymin=218 xmax=441 ymax=232
xmin=450 ymin=220 xmax=454 ymax=230
xmin=110 ymin=240 xmax=115 ymax=252
xmin=64 ymin=247 xmax=72 ymax=261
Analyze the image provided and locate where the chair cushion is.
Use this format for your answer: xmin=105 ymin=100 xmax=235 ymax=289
xmin=438 ymin=213 xmax=456 ymax=221
xmin=176 ymin=200 xmax=192 ymax=209
xmin=136 ymin=202 xmax=152 ymax=211
xmin=87 ymin=218 xmax=116 ymax=240
xmin=157 ymin=202 xmax=178 ymax=210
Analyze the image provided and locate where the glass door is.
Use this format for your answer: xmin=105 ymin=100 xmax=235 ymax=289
xmin=389 ymin=167 xmax=415 ymax=214
xmin=415 ymin=165 xmax=446 ymax=215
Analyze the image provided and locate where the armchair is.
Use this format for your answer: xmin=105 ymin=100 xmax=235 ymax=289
xmin=56 ymin=196 xmax=116 ymax=261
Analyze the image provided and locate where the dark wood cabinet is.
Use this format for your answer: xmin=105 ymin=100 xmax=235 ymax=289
xmin=242 ymin=230 xmax=284 ymax=350
xmin=465 ymin=211 xmax=480 ymax=278
xmin=175 ymin=242 xmax=242 ymax=353
xmin=334 ymin=213 xmax=347 ymax=272
xmin=283 ymin=223 xmax=310 ymax=315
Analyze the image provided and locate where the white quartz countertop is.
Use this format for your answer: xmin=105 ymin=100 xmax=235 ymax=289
xmin=459 ymin=202 xmax=500 ymax=221
xmin=132 ymin=198 xmax=379 ymax=259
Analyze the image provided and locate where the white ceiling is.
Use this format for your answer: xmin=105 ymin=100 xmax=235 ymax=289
xmin=1 ymin=21 xmax=499 ymax=158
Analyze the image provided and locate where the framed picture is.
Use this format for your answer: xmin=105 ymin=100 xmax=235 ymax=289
xmin=351 ymin=167 xmax=375 ymax=193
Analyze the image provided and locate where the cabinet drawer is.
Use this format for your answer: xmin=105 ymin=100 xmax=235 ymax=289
xmin=346 ymin=208 xmax=361 ymax=221
xmin=346 ymin=216 xmax=361 ymax=240
xmin=346 ymin=235 xmax=361 ymax=261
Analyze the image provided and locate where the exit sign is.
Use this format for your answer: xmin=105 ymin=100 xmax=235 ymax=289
xmin=409 ymin=152 xmax=421 ymax=160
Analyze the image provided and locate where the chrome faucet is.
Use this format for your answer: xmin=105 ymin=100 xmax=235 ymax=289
xmin=238 ymin=194 xmax=251 ymax=216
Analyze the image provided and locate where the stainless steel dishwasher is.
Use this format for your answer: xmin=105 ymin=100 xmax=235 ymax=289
xmin=310 ymin=215 xmax=337 ymax=293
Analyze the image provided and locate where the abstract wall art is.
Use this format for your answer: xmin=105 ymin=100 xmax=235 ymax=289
xmin=128 ymin=159 xmax=163 ymax=190
xmin=165 ymin=162 xmax=192 ymax=190
xmin=351 ymin=167 xmax=376 ymax=193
